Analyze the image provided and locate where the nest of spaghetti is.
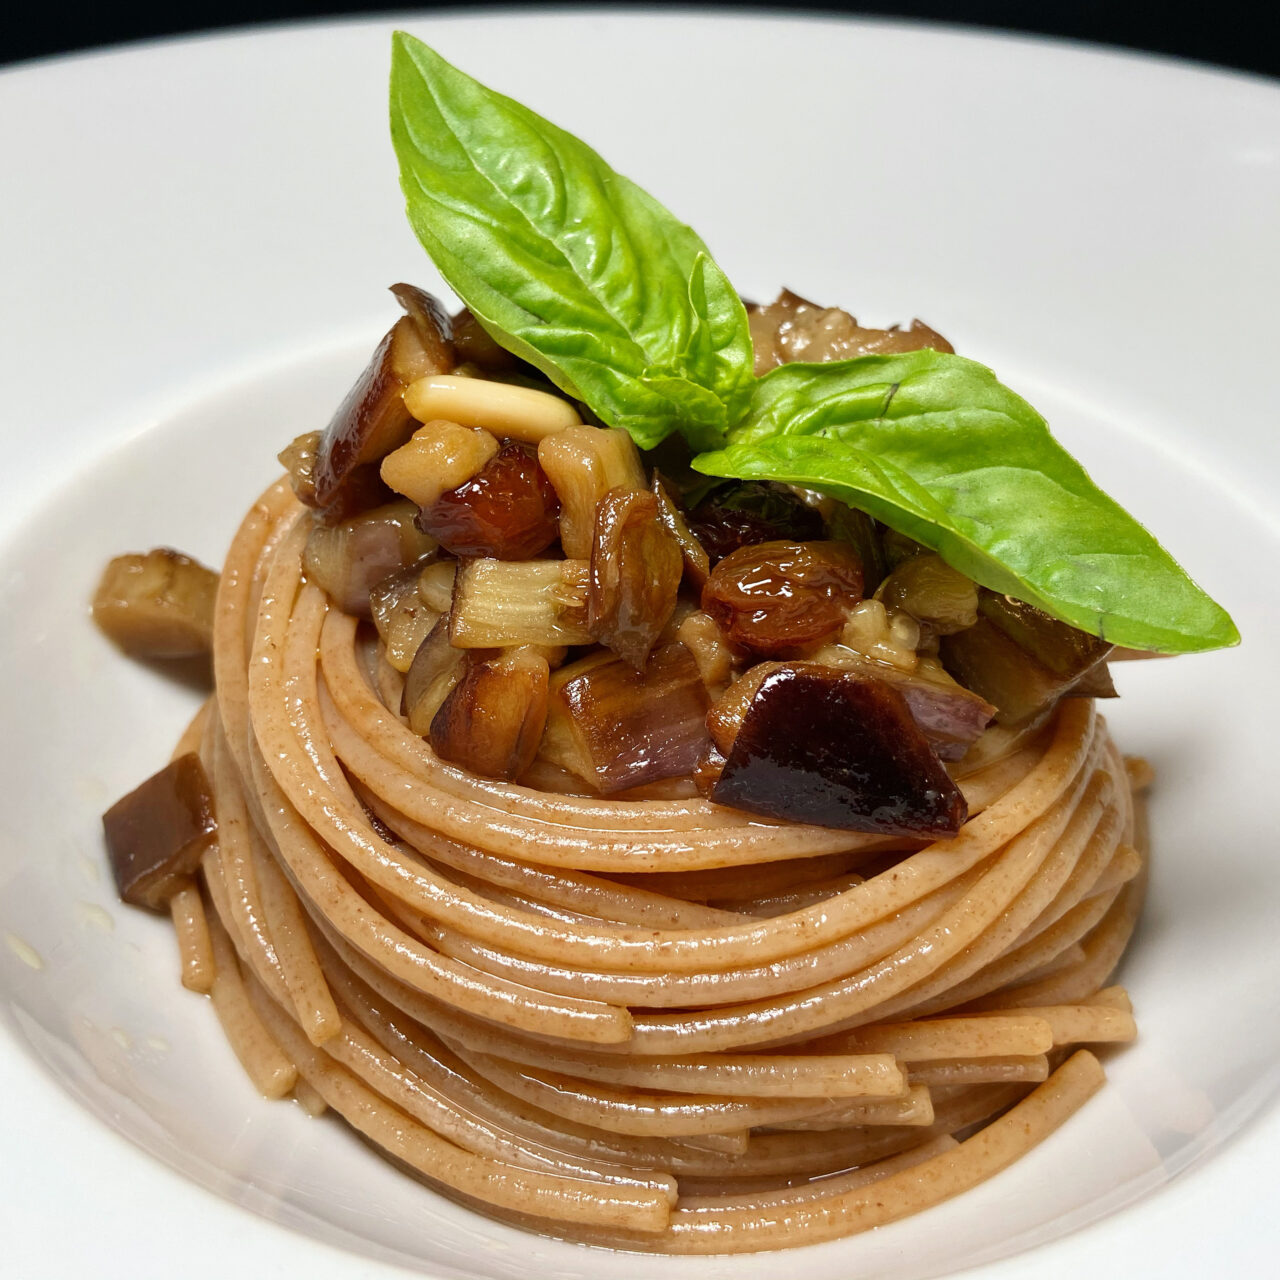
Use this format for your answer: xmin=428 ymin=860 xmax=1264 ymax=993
xmin=98 ymin=287 xmax=1148 ymax=1254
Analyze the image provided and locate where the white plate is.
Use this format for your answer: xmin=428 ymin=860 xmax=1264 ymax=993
xmin=2 ymin=12 xmax=1278 ymax=1279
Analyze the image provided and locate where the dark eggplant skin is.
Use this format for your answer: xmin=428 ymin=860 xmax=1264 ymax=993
xmin=102 ymin=753 xmax=217 ymax=910
xmin=311 ymin=285 xmax=456 ymax=513
xmin=711 ymin=666 xmax=967 ymax=838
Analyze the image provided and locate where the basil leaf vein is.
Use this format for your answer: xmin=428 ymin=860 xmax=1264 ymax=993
xmin=389 ymin=33 xmax=753 ymax=451
xmin=693 ymin=351 xmax=1238 ymax=654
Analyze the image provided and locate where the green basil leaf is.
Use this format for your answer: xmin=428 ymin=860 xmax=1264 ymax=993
xmin=389 ymin=33 xmax=753 ymax=451
xmin=693 ymin=351 xmax=1238 ymax=653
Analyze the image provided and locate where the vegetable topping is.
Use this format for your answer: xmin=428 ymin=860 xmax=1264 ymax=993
xmin=389 ymin=32 xmax=1237 ymax=656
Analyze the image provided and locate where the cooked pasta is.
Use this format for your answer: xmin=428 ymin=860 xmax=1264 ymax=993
xmin=133 ymin=474 xmax=1148 ymax=1252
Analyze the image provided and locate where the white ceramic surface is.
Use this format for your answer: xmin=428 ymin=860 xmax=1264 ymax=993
xmin=2 ymin=13 xmax=1278 ymax=1279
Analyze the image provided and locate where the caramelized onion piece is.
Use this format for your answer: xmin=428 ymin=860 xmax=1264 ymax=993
xmin=539 ymin=644 xmax=711 ymax=794
xmin=370 ymin=562 xmax=441 ymax=674
xmin=102 ymin=753 xmax=217 ymax=910
xmin=588 ymin=488 xmax=683 ymax=668
xmin=706 ymin=663 xmax=774 ymax=756
xmin=93 ymin=548 xmax=219 ymax=659
xmin=688 ymin=482 xmax=824 ymax=564
xmin=311 ymin=286 xmax=455 ymax=511
xmin=651 ymin=474 xmax=711 ymax=586
xmin=429 ymin=647 xmax=550 ymax=781
xmin=402 ymin=617 xmax=466 ymax=736
xmin=711 ymin=666 xmax=967 ymax=836
xmin=941 ymin=591 xmax=1113 ymax=723
xmin=301 ymin=501 xmax=436 ymax=618
xmin=701 ymin=539 xmax=864 ymax=656
xmin=450 ymin=559 xmax=592 ymax=648
xmin=749 ymin=288 xmax=954 ymax=375
xmin=419 ymin=442 xmax=560 ymax=560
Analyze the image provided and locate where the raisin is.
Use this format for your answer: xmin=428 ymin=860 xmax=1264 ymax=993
xmin=419 ymin=442 xmax=560 ymax=559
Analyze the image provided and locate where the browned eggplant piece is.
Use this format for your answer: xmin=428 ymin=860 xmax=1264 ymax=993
xmin=429 ymin=647 xmax=550 ymax=780
xmin=452 ymin=307 xmax=520 ymax=371
xmin=588 ymin=488 xmax=683 ymax=669
xmin=278 ymin=430 xmax=320 ymax=507
xmin=310 ymin=286 xmax=455 ymax=512
xmin=701 ymin=539 xmax=864 ymax=656
xmin=651 ymin=474 xmax=711 ymax=586
xmin=402 ymin=616 xmax=467 ymax=735
xmin=1064 ymin=662 xmax=1118 ymax=699
xmin=862 ymin=657 xmax=995 ymax=759
xmin=370 ymin=562 xmax=441 ymax=673
xmin=710 ymin=667 xmax=967 ymax=837
xmin=92 ymin=548 xmax=219 ymax=659
xmin=687 ymin=482 xmax=824 ymax=564
xmin=881 ymin=661 xmax=995 ymax=759
xmin=302 ymin=500 xmax=436 ymax=618
xmin=540 ymin=644 xmax=711 ymax=794
xmin=280 ymin=430 xmax=396 ymax=524
xmin=709 ymin=654 xmax=993 ymax=763
xmin=940 ymin=591 xmax=1113 ymax=723
xmin=419 ymin=442 xmax=561 ymax=560
xmin=102 ymin=753 xmax=217 ymax=910
xmin=748 ymin=288 xmax=953 ymax=375
xmin=391 ymin=284 xmax=455 ymax=370
xmin=692 ymin=742 xmax=728 ymax=797
xmin=981 ymin=592 xmax=1113 ymax=677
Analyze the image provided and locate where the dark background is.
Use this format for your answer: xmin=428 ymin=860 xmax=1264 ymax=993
xmin=3 ymin=1 xmax=1278 ymax=78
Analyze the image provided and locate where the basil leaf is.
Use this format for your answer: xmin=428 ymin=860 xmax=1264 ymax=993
xmin=693 ymin=351 xmax=1238 ymax=653
xmin=389 ymin=33 xmax=753 ymax=451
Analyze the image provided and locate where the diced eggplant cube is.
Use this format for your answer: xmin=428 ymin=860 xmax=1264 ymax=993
xmin=92 ymin=548 xmax=218 ymax=659
xmin=541 ymin=645 xmax=711 ymax=794
xmin=711 ymin=667 xmax=967 ymax=837
xmin=102 ymin=754 xmax=217 ymax=910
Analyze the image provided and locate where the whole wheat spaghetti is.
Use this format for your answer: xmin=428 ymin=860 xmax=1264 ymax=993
xmin=125 ymin=470 xmax=1148 ymax=1252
